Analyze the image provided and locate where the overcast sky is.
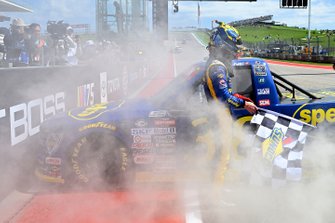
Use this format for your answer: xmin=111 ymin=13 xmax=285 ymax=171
xmin=2 ymin=0 xmax=335 ymax=32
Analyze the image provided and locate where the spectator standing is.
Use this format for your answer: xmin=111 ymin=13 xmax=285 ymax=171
xmin=114 ymin=1 xmax=124 ymax=33
xmin=63 ymin=26 xmax=78 ymax=65
xmin=4 ymin=18 xmax=29 ymax=66
xmin=26 ymin=23 xmax=47 ymax=66
xmin=0 ymin=27 xmax=10 ymax=61
xmin=80 ymin=40 xmax=97 ymax=61
xmin=74 ymin=34 xmax=83 ymax=59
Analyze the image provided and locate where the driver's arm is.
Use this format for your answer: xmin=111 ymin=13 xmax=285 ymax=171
xmin=206 ymin=65 xmax=257 ymax=114
xmin=206 ymin=65 xmax=245 ymax=107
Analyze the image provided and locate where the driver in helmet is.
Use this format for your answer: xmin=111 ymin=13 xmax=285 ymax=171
xmin=204 ymin=20 xmax=257 ymax=114
xmin=203 ymin=20 xmax=257 ymax=185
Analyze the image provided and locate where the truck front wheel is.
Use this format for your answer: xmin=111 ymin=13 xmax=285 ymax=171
xmin=67 ymin=133 xmax=133 ymax=189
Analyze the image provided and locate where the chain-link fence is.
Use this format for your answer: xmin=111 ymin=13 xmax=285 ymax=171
xmin=244 ymin=40 xmax=335 ymax=57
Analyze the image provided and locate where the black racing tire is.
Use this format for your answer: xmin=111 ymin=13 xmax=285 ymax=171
xmin=66 ymin=133 xmax=133 ymax=189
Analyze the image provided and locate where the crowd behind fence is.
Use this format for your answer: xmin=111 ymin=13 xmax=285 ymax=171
xmin=244 ymin=40 xmax=335 ymax=57
xmin=0 ymin=18 xmax=114 ymax=68
xmin=242 ymin=39 xmax=335 ymax=65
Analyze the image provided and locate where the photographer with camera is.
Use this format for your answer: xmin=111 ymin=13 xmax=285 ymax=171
xmin=46 ymin=21 xmax=78 ymax=66
xmin=4 ymin=18 xmax=29 ymax=67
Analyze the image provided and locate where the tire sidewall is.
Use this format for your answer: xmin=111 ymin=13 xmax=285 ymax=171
xmin=65 ymin=133 xmax=132 ymax=188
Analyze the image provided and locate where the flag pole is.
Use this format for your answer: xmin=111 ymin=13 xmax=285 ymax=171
xmin=307 ymin=0 xmax=311 ymax=54
xmin=197 ymin=2 xmax=200 ymax=28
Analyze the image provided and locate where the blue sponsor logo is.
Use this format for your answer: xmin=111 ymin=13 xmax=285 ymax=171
xmin=254 ymin=64 xmax=267 ymax=76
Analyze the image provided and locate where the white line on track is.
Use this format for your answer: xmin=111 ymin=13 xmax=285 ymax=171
xmin=191 ymin=33 xmax=207 ymax=48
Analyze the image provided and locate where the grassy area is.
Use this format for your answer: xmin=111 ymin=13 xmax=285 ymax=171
xmin=194 ymin=25 xmax=335 ymax=55
xmin=193 ymin=31 xmax=210 ymax=46
xmin=192 ymin=31 xmax=334 ymax=66
xmin=239 ymin=25 xmax=307 ymax=44
xmin=238 ymin=25 xmax=335 ymax=51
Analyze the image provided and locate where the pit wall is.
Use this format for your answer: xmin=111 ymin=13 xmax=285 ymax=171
xmin=0 ymin=59 xmax=149 ymax=152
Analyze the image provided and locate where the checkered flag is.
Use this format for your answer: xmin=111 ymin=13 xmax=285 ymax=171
xmin=249 ymin=108 xmax=315 ymax=187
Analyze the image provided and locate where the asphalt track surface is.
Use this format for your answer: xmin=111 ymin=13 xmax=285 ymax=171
xmin=1 ymin=32 xmax=335 ymax=223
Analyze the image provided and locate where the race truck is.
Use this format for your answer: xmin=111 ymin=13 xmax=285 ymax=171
xmin=31 ymin=57 xmax=335 ymax=188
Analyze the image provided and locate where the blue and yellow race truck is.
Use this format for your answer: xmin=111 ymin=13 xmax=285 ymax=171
xmin=30 ymin=57 xmax=334 ymax=188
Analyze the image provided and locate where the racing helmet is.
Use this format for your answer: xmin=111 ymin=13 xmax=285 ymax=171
xmin=207 ymin=20 xmax=242 ymax=58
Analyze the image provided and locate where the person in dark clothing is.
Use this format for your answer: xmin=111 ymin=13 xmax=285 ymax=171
xmin=114 ymin=1 xmax=124 ymax=33
xmin=26 ymin=23 xmax=47 ymax=66
xmin=3 ymin=18 xmax=29 ymax=66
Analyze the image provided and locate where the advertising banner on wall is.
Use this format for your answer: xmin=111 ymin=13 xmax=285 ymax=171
xmin=0 ymin=59 xmax=149 ymax=153
xmin=0 ymin=45 xmax=167 ymax=200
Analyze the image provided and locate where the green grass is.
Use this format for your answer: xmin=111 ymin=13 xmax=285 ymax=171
xmin=192 ymin=30 xmax=334 ymax=66
xmin=238 ymin=25 xmax=335 ymax=49
xmin=239 ymin=26 xmax=305 ymax=43
xmin=193 ymin=31 xmax=210 ymax=46
xmin=194 ymin=25 xmax=335 ymax=49
xmin=193 ymin=25 xmax=335 ymax=57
